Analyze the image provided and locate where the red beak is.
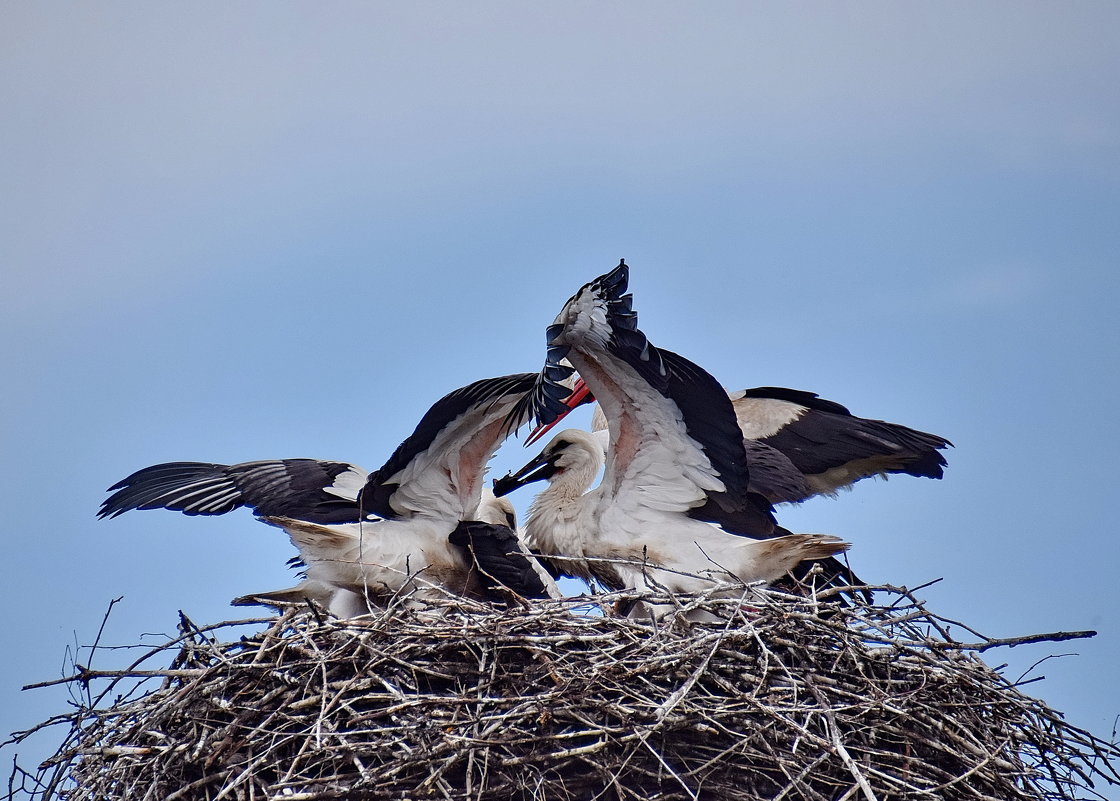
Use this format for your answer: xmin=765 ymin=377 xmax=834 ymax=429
xmin=526 ymin=378 xmax=593 ymax=445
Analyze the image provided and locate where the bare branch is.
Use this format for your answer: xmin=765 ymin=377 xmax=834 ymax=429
xmin=3 ymin=577 xmax=1117 ymax=801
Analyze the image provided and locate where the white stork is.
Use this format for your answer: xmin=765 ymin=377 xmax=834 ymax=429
xmin=500 ymin=261 xmax=849 ymax=608
xmin=99 ymin=374 xmax=561 ymax=613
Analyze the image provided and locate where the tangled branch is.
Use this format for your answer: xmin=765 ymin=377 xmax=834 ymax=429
xmin=5 ymin=582 xmax=1117 ymax=801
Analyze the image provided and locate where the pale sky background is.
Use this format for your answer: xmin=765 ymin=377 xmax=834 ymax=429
xmin=3 ymin=3 xmax=1119 ymax=791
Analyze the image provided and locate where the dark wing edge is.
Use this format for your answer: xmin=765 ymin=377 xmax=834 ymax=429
xmin=502 ymin=349 xmax=577 ymax=435
xmin=360 ymin=373 xmax=540 ymax=519
xmin=622 ymin=344 xmax=777 ymax=537
xmin=506 ymin=260 xmax=638 ymax=432
xmin=567 ymin=263 xmax=752 ymax=506
xmin=735 ymin=387 xmax=853 ymax=415
xmin=512 ymin=260 xmax=776 ymax=536
xmin=759 ymin=411 xmax=952 ymax=480
xmin=98 ymin=459 xmax=365 ymax=524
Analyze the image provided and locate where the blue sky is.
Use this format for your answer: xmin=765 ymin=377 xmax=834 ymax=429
xmin=3 ymin=3 xmax=1119 ymax=787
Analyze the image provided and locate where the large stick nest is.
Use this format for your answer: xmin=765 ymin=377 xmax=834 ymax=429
xmin=8 ymin=582 xmax=1120 ymax=801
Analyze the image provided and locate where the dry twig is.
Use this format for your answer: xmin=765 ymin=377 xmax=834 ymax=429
xmin=4 ymin=581 xmax=1117 ymax=801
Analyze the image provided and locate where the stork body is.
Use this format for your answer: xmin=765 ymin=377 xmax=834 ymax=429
xmin=503 ymin=263 xmax=848 ymax=605
xmin=100 ymin=375 xmax=558 ymax=612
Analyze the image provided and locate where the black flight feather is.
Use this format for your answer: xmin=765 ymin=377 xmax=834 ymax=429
xmin=447 ymin=520 xmax=550 ymax=600
xmin=99 ymin=459 xmax=364 ymax=524
xmin=736 ymin=387 xmax=853 ymax=416
xmin=750 ymin=401 xmax=951 ymax=480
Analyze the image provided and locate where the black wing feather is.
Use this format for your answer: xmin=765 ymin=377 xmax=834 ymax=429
xmin=736 ymin=387 xmax=853 ymax=416
xmin=741 ymin=439 xmax=814 ymax=504
xmin=99 ymin=459 xmax=364 ymax=524
xmin=737 ymin=387 xmax=951 ymax=481
xmin=656 ymin=348 xmax=754 ymax=508
xmin=589 ymin=265 xmax=777 ymax=536
xmin=447 ymin=521 xmax=550 ymax=600
xmin=508 ymin=262 xmax=646 ymax=432
xmin=758 ymin=409 xmax=951 ymax=480
xmin=504 ymin=339 xmax=578 ymax=432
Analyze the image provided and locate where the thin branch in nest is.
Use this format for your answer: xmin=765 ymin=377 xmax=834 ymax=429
xmin=2 ymin=577 xmax=1118 ymax=801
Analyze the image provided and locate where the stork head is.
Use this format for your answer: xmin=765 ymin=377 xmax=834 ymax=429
xmin=493 ymin=429 xmax=605 ymax=498
xmin=475 ymin=487 xmax=518 ymax=529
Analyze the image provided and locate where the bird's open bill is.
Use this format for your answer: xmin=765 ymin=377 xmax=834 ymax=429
xmin=525 ymin=378 xmax=594 ymax=445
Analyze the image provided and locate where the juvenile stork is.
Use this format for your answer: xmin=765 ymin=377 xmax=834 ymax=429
xmin=500 ymin=261 xmax=849 ymax=605
xmin=99 ymin=374 xmax=561 ymax=613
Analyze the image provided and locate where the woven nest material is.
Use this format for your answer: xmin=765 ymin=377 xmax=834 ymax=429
xmin=8 ymin=582 xmax=1120 ymax=801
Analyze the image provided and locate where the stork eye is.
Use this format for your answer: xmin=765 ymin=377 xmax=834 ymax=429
xmin=551 ymin=439 xmax=572 ymax=453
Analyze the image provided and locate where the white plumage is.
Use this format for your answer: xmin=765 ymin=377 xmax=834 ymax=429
xmin=100 ymin=375 xmax=558 ymax=613
xmin=500 ymin=262 xmax=849 ymax=609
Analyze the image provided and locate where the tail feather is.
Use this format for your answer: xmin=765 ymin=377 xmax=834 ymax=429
xmin=232 ymin=582 xmax=373 ymax=618
xmin=264 ymin=516 xmax=355 ymax=556
xmin=755 ymin=533 xmax=851 ymax=583
xmin=231 ymin=584 xmax=325 ymax=608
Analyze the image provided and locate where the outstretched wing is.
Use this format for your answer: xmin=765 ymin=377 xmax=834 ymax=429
xmin=359 ymin=374 xmax=540 ymax=522
xmin=593 ymin=400 xmax=812 ymax=504
xmin=99 ymin=459 xmax=367 ymax=524
xmin=730 ymin=387 xmax=952 ymax=492
xmin=520 ymin=260 xmax=777 ymax=537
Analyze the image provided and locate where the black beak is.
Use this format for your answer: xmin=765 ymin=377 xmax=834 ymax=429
xmin=492 ymin=450 xmax=560 ymax=497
